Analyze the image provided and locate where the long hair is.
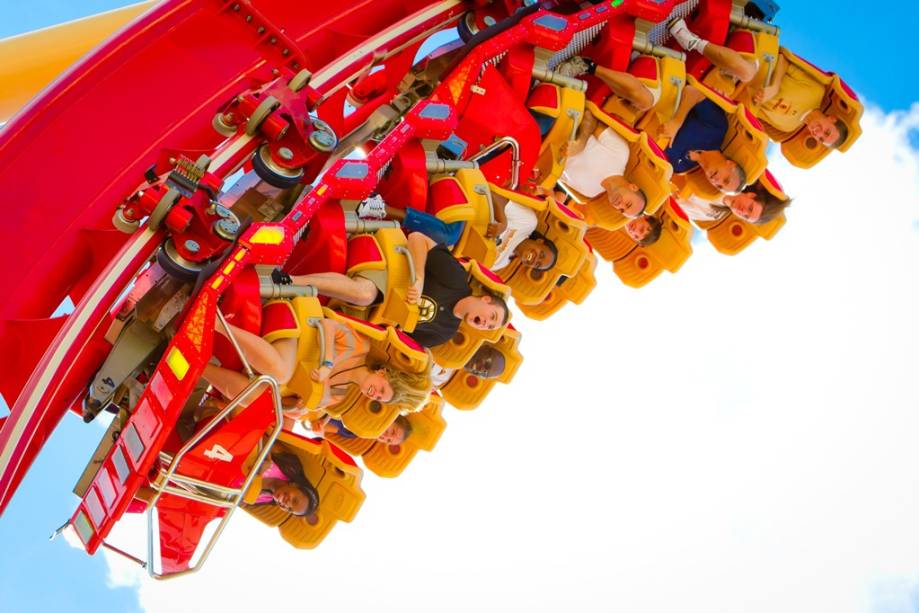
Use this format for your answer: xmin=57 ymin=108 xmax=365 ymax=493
xmin=367 ymin=361 xmax=432 ymax=411
xmin=267 ymin=451 xmax=320 ymax=517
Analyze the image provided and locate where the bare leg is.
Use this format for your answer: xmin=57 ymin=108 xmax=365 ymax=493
xmin=216 ymin=322 xmax=298 ymax=383
xmin=700 ymin=44 xmax=757 ymax=83
xmin=202 ymin=363 xmax=253 ymax=401
xmin=670 ymin=18 xmax=756 ymax=83
xmin=593 ymin=65 xmax=655 ymax=111
xmin=289 ymin=272 xmax=379 ymax=306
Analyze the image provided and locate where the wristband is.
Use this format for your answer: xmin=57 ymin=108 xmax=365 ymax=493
xmin=321 ymin=360 xmax=334 ymax=368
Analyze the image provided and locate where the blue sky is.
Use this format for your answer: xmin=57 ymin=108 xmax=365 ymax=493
xmin=0 ymin=2 xmax=917 ymax=613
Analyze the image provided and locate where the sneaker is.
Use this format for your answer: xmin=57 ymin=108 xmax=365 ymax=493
xmin=356 ymin=194 xmax=387 ymax=220
xmin=668 ymin=18 xmax=703 ymax=53
xmin=554 ymin=56 xmax=591 ymax=78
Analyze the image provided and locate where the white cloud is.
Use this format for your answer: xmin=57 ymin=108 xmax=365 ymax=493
xmin=116 ymin=103 xmax=919 ymax=613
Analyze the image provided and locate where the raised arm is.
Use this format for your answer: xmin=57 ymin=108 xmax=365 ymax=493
xmin=753 ymin=53 xmax=787 ymax=105
xmin=657 ymin=85 xmax=706 ymax=144
xmin=406 ymin=231 xmax=436 ymax=303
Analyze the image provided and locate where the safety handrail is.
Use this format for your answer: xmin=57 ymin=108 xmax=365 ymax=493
xmin=146 ymin=374 xmax=284 ymax=580
xmin=468 ymin=136 xmax=521 ymax=189
xmin=393 ymin=245 xmax=418 ymax=287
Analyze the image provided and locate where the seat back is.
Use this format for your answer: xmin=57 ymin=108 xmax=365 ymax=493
xmin=612 ymin=201 xmax=694 ymax=288
xmin=321 ymin=312 xmax=432 ymax=439
xmin=341 ymin=228 xmax=419 ymax=332
xmin=562 ymin=103 xmax=673 ymax=231
xmin=362 ymin=394 xmax=447 ymax=477
xmin=243 ymin=433 xmax=365 ymax=549
xmin=440 ymin=327 xmax=524 ymax=410
xmin=695 ymin=168 xmax=788 ymax=255
xmin=492 ymin=189 xmax=588 ymax=306
xmin=530 ymin=84 xmax=586 ymax=190
xmin=326 ymin=394 xmax=447 ymax=478
xmin=430 ymin=260 xmax=512 ymax=368
xmin=274 ymin=297 xmax=326 ymax=411
xmin=751 ymin=48 xmax=864 ymax=168
xmin=672 ymin=79 xmax=769 ymax=203
xmin=450 ymin=168 xmax=498 ymax=267
xmin=594 ymin=54 xmax=686 ymax=130
xmin=517 ymin=252 xmax=597 ymax=321
xmin=700 ymin=27 xmax=779 ymax=100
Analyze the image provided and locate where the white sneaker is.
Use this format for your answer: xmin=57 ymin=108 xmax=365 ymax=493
xmin=669 ymin=18 xmax=705 ymax=53
xmin=356 ymin=194 xmax=387 ymax=219
xmin=555 ymin=56 xmax=590 ymax=78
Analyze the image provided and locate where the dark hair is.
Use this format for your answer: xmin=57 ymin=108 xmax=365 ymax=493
xmin=830 ymin=117 xmax=849 ymax=149
xmin=637 ymin=216 xmax=663 ymax=247
xmin=747 ymin=182 xmax=791 ymax=225
xmin=269 ymin=451 xmax=320 ymax=517
xmin=528 ymin=230 xmax=559 ymax=270
xmin=393 ymin=415 xmax=413 ymax=443
xmin=490 ymin=292 xmax=511 ymax=326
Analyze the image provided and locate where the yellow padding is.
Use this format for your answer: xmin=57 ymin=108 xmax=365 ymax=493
xmin=441 ymin=327 xmax=523 ymax=411
xmin=362 ymin=395 xmax=447 ymax=478
xmin=731 ymin=30 xmax=780 ymax=102
xmin=500 ymin=199 xmax=590 ymax=306
xmin=563 ymin=102 xmax=673 ymax=231
xmin=431 ymin=261 xmax=512 ymax=369
xmin=341 ymin=229 xmax=419 ymax=333
xmin=430 ymin=175 xmax=475 ymax=225
xmin=534 ymin=85 xmax=587 ymax=190
xmin=697 ymin=211 xmax=786 ymax=256
xmin=518 ymin=253 xmax=597 ymax=321
xmin=585 ymin=226 xmax=636 ymax=263
xmin=613 ymin=211 xmax=693 ymax=288
xmin=280 ymin=297 xmax=326 ymax=411
xmin=451 ymin=169 xmax=498 ymax=268
xmin=243 ymin=434 xmax=365 ymax=549
xmin=326 ymin=432 xmax=376 ymax=457
xmin=319 ymin=319 xmax=431 ymax=439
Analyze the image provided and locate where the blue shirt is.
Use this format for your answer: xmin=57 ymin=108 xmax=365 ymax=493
xmin=664 ymin=98 xmax=728 ymax=174
xmin=328 ymin=418 xmax=357 ymax=439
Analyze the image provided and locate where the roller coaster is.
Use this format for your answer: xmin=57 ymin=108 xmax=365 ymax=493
xmin=0 ymin=0 xmax=863 ymax=578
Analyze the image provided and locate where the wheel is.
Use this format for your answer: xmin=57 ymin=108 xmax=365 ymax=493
xmin=112 ymin=208 xmax=140 ymax=234
xmin=288 ymin=69 xmax=313 ymax=92
xmin=157 ymin=240 xmax=204 ymax=282
xmin=148 ymin=188 xmax=180 ymax=231
xmin=458 ymin=12 xmax=479 ymax=42
xmin=245 ymin=95 xmax=281 ymax=136
xmin=212 ymin=112 xmax=237 ymax=137
xmin=252 ymin=145 xmax=304 ymax=189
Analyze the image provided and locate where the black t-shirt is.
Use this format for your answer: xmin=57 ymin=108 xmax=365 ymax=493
xmin=408 ymin=244 xmax=471 ymax=348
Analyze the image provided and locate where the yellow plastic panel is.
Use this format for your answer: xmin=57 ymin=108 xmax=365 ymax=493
xmin=281 ymin=297 xmax=326 ymax=410
xmin=450 ymin=169 xmax=498 ymax=268
xmin=430 ymin=261 xmax=512 ymax=369
xmin=373 ymin=228 xmax=420 ymax=332
xmin=518 ymin=253 xmax=598 ymax=321
xmin=534 ymin=86 xmax=587 ymax=190
xmin=750 ymin=48 xmax=864 ymax=168
xmin=613 ymin=204 xmax=694 ymax=287
xmin=585 ymin=226 xmax=637 ymax=263
xmin=501 ymin=198 xmax=589 ymax=306
xmin=362 ymin=395 xmax=447 ymax=477
xmin=441 ymin=327 xmax=524 ymax=410
xmin=699 ymin=211 xmax=786 ymax=256
xmin=243 ymin=435 xmax=365 ymax=549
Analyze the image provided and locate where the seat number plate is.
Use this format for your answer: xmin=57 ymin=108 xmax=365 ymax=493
xmin=203 ymin=444 xmax=233 ymax=462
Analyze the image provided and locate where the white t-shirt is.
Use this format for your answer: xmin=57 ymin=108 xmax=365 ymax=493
xmin=561 ymin=127 xmax=630 ymax=198
xmin=491 ymin=201 xmax=539 ymax=271
xmin=676 ymin=193 xmax=728 ymax=222
xmin=430 ymin=363 xmax=456 ymax=388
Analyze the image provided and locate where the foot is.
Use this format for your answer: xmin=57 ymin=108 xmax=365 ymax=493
xmin=271 ymin=267 xmax=292 ymax=285
xmin=555 ymin=56 xmax=596 ymax=78
xmin=356 ymin=194 xmax=387 ymax=220
xmin=668 ymin=18 xmax=707 ymax=54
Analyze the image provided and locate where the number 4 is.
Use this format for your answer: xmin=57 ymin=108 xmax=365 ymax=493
xmin=203 ymin=443 xmax=233 ymax=462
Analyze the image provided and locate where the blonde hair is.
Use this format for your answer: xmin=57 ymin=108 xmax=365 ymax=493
xmin=369 ymin=362 xmax=431 ymax=412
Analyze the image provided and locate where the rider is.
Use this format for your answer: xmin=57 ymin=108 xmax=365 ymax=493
xmin=429 ymin=343 xmax=507 ymax=388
